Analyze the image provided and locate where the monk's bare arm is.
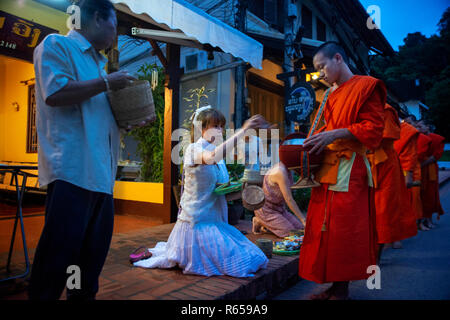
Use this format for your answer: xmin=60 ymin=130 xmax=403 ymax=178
xmin=304 ymin=128 xmax=356 ymax=155
xmin=421 ymin=155 xmax=436 ymax=167
xmin=305 ymin=86 xmax=385 ymax=155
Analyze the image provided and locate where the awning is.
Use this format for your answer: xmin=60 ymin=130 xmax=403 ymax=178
xmin=111 ymin=0 xmax=263 ymax=69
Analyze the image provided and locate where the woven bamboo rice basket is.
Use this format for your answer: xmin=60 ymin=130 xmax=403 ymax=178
xmin=107 ymin=80 xmax=156 ymax=129
xmin=242 ymin=185 xmax=265 ymax=211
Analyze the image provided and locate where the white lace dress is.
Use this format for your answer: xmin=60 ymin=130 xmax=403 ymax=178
xmin=134 ymin=138 xmax=268 ymax=277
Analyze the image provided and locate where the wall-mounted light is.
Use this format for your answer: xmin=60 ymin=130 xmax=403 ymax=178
xmin=12 ymin=102 xmax=20 ymax=112
xmin=306 ymin=72 xmax=320 ymax=82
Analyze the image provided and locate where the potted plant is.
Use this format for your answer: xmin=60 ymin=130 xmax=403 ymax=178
xmin=127 ymin=63 xmax=165 ymax=182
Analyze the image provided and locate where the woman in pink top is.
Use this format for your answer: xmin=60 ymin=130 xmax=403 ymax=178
xmin=253 ymin=162 xmax=306 ymax=237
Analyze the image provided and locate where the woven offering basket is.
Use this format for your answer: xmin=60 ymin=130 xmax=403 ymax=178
xmin=241 ymin=169 xmax=263 ymax=186
xmin=289 ymin=229 xmax=305 ymax=237
xmin=107 ymin=80 xmax=156 ymax=129
xmin=242 ymin=185 xmax=265 ymax=211
xmin=256 ymin=239 xmax=272 ymax=258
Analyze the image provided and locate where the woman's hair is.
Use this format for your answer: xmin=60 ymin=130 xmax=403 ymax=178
xmin=190 ymin=108 xmax=226 ymax=143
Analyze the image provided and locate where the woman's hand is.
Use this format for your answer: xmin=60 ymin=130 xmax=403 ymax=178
xmin=242 ymin=115 xmax=272 ymax=132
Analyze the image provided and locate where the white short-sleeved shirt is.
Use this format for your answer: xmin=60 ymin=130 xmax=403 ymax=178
xmin=33 ymin=30 xmax=119 ymax=194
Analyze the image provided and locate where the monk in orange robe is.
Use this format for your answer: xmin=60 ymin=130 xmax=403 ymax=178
xmin=299 ymin=42 xmax=385 ymax=300
xmin=415 ymin=130 xmax=432 ymax=229
xmin=393 ymin=119 xmax=426 ymax=230
xmin=368 ymin=105 xmax=417 ymax=252
xmin=418 ymin=124 xmax=445 ymax=227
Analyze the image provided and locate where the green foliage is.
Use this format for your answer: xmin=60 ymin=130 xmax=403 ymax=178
xmin=182 ymin=86 xmax=215 ymax=129
xmin=226 ymin=163 xmax=245 ymax=181
xmin=128 ymin=63 xmax=165 ymax=182
xmin=370 ymin=7 xmax=450 ymax=140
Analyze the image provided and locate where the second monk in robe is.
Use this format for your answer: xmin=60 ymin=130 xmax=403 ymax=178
xmin=367 ymin=104 xmax=417 ymax=250
xmin=419 ymin=127 xmax=445 ymax=226
xmin=394 ymin=120 xmax=423 ymax=226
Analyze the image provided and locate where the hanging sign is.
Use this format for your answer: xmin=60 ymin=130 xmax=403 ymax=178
xmin=0 ymin=10 xmax=58 ymax=62
xmin=284 ymin=81 xmax=316 ymax=123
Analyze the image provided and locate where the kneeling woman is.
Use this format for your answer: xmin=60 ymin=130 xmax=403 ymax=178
xmin=134 ymin=107 xmax=269 ymax=277
xmin=253 ymin=160 xmax=306 ymax=238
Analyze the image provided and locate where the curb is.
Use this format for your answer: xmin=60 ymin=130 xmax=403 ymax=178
xmin=439 ymin=172 xmax=450 ymax=187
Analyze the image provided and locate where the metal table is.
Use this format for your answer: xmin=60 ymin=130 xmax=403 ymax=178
xmin=0 ymin=164 xmax=38 ymax=282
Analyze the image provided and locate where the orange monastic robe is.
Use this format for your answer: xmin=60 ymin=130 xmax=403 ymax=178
xmin=393 ymin=123 xmax=421 ymax=219
xmin=299 ymin=76 xmax=385 ymax=283
xmin=369 ymin=105 xmax=417 ymax=243
xmin=421 ymin=133 xmax=445 ymax=218
xmin=415 ymin=133 xmax=432 ymax=218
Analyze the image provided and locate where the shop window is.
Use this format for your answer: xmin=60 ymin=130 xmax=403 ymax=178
xmin=264 ymin=0 xmax=278 ymax=27
xmin=301 ymin=5 xmax=313 ymax=39
xmin=248 ymin=0 xmax=265 ymax=21
xmin=185 ymin=53 xmax=198 ymax=73
xmin=248 ymin=0 xmax=282 ymax=30
xmin=26 ymin=84 xmax=38 ymax=153
xmin=317 ymin=17 xmax=327 ymax=42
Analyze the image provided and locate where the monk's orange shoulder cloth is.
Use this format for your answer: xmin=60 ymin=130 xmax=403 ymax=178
xmin=367 ymin=104 xmax=400 ymax=187
xmin=394 ymin=122 xmax=420 ymax=172
xmin=417 ymin=133 xmax=432 ymax=163
xmin=426 ymin=133 xmax=445 ymax=181
xmin=315 ymin=75 xmax=386 ymax=185
xmin=428 ymin=133 xmax=445 ymax=160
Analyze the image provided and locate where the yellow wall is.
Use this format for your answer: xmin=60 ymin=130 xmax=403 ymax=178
xmin=0 ymin=0 xmax=69 ymax=35
xmin=248 ymin=59 xmax=284 ymax=86
xmin=114 ymin=181 xmax=164 ymax=204
xmin=0 ymin=0 xmax=69 ymax=163
xmin=0 ymin=55 xmax=36 ymax=163
xmin=0 ymin=1 xmax=164 ymax=205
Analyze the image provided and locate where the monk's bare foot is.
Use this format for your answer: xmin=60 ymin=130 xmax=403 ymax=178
xmin=419 ymin=222 xmax=430 ymax=231
xmin=384 ymin=243 xmax=393 ymax=249
xmin=425 ymin=219 xmax=435 ymax=229
xmin=328 ymin=282 xmax=349 ymax=300
xmin=392 ymin=241 xmax=403 ymax=249
xmin=328 ymin=293 xmax=350 ymax=300
xmin=309 ymin=287 xmax=334 ymax=300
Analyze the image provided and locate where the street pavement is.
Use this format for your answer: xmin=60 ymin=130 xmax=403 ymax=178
xmin=273 ymin=178 xmax=450 ymax=300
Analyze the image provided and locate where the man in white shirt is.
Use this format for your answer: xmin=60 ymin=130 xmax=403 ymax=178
xmin=29 ymin=0 xmax=146 ymax=300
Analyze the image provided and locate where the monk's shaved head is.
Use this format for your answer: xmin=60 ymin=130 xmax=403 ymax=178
xmin=314 ymin=41 xmax=349 ymax=64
